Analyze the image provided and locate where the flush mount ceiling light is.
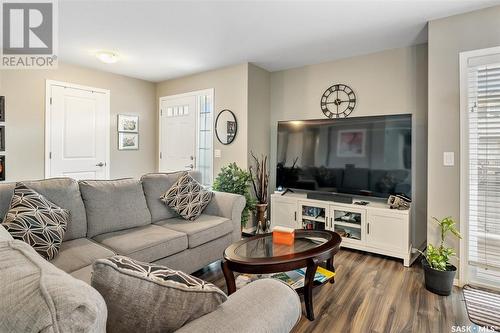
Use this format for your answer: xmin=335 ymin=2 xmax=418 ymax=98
xmin=96 ymin=51 xmax=119 ymax=64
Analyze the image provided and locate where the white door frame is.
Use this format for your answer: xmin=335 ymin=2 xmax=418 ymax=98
xmin=45 ymin=80 xmax=111 ymax=179
xmin=158 ymin=88 xmax=214 ymax=173
xmin=459 ymin=45 xmax=500 ymax=288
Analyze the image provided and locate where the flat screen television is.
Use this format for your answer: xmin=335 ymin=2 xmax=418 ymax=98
xmin=276 ymin=114 xmax=412 ymax=199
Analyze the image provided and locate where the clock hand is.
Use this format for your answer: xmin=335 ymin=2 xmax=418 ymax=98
xmin=325 ymin=100 xmax=351 ymax=104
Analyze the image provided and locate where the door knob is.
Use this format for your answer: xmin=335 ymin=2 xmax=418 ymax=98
xmin=184 ymin=164 xmax=194 ymax=169
xmin=96 ymin=162 xmax=105 ymax=167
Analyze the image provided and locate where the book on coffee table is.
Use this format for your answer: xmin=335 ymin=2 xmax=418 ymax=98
xmin=236 ymin=267 xmax=336 ymax=290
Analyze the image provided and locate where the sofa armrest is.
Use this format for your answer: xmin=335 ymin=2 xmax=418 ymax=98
xmin=176 ymin=279 xmax=301 ymax=333
xmin=204 ymin=191 xmax=246 ymax=242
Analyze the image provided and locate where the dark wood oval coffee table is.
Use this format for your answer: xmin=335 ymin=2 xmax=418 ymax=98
xmin=221 ymin=229 xmax=341 ymax=321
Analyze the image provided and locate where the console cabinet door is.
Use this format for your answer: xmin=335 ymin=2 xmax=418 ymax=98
xmin=270 ymin=199 xmax=298 ymax=229
xmin=366 ymin=211 xmax=408 ymax=253
xmin=330 ymin=205 xmax=365 ymax=246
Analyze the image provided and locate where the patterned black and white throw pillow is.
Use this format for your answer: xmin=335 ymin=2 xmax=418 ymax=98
xmin=161 ymin=173 xmax=214 ymax=221
xmin=106 ymin=256 xmax=224 ymax=292
xmin=2 ymin=183 xmax=68 ymax=260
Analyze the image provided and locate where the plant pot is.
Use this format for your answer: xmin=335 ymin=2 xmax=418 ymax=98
xmin=421 ymin=258 xmax=456 ymax=296
xmin=255 ymin=203 xmax=268 ymax=232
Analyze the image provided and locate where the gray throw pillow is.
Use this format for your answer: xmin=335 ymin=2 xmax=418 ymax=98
xmin=160 ymin=172 xmax=214 ymax=221
xmin=2 ymin=183 xmax=68 ymax=260
xmin=91 ymin=256 xmax=227 ymax=333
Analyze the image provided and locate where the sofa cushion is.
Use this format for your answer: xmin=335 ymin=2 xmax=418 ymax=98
xmin=50 ymin=237 xmax=115 ymax=273
xmin=3 ymin=183 xmax=69 ymax=260
xmin=0 ymin=240 xmax=107 ymax=332
xmin=161 ymin=173 xmax=214 ymax=221
xmin=91 ymin=256 xmax=227 ymax=333
xmin=70 ymin=265 xmax=94 ymax=284
xmin=141 ymin=171 xmax=201 ymax=223
xmin=93 ymin=225 xmax=187 ymax=262
xmin=0 ymin=178 xmax=87 ymax=241
xmin=0 ymin=224 xmax=13 ymax=241
xmin=79 ymin=179 xmax=152 ymax=238
xmin=156 ymin=214 xmax=232 ymax=248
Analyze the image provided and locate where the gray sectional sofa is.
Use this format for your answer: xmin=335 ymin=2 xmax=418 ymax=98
xmin=0 ymin=171 xmax=301 ymax=332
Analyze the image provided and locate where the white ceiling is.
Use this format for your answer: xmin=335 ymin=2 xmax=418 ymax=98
xmin=59 ymin=0 xmax=500 ymax=82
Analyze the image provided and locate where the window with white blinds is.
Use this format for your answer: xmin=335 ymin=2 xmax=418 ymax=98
xmin=467 ymin=57 xmax=500 ymax=273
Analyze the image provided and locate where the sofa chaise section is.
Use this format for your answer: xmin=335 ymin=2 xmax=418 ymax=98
xmin=176 ymin=279 xmax=301 ymax=333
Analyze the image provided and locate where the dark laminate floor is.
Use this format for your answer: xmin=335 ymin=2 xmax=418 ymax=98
xmin=194 ymin=248 xmax=475 ymax=333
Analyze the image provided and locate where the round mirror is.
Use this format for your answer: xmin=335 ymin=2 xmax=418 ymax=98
xmin=215 ymin=109 xmax=237 ymax=145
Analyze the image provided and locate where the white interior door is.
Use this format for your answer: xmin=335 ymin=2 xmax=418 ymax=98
xmin=159 ymin=96 xmax=197 ymax=172
xmin=46 ymin=82 xmax=110 ymax=180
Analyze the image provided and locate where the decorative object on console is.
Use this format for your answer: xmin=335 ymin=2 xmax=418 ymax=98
xmin=92 ymin=256 xmax=227 ymax=333
xmin=117 ymin=114 xmax=139 ymax=132
xmin=387 ymin=194 xmax=411 ymax=210
xmin=320 ymin=83 xmax=356 ymax=119
xmin=118 ymin=132 xmax=139 ymax=150
xmin=213 ymin=163 xmax=255 ymax=228
xmin=0 ymin=96 xmax=4 ymax=122
xmin=2 ymin=183 xmax=68 ymax=260
xmin=0 ymin=156 xmax=4 ymax=181
xmin=420 ymin=216 xmax=461 ymax=296
xmin=215 ymin=109 xmax=237 ymax=145
xmin=161 ymin=172 xmax=214 ymax=221
xmin=250 ymin=151 xmax=270 ymax=233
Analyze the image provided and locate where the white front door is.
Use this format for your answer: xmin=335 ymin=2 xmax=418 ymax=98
xmin=46 ymin=81 xmax=110 ymax=180
xmin=159 ymin=96 xmax=197 ymax=172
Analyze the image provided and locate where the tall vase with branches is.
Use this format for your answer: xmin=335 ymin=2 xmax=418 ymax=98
xmin=249 ymin=151 xmax=270 ymax=233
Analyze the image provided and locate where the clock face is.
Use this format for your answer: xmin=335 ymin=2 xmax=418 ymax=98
xmin=320 ymin=84 xmax=356 ymax=119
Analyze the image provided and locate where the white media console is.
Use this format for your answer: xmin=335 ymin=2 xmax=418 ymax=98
xmin=270 ymin=192 xmax=420 ymax=267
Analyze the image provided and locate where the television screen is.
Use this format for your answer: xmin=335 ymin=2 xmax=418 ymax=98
xmin=276 ymin=114 xmax=412 ymax=198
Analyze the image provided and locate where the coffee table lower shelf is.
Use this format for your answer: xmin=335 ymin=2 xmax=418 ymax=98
xmin=221 ymin=257 xmax=336 ymax=321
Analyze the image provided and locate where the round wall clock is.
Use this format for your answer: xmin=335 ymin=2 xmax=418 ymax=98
xmin=320 ymin=84 xmax=357 ymax=119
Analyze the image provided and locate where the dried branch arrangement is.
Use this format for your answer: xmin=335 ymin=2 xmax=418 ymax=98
xmin=249 ymin=151 xmax=270 ymax=205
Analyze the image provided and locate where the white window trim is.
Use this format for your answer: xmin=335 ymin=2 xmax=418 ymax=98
xmin=45 ymin=80 xmax=111 ymax=179
xmin=158 ymin=88 xmax=214 ymax=183
xmin=459 ymin=45 xmax=500 ymax=288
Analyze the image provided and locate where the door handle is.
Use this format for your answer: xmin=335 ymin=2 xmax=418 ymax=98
xmin=96 ymin=162 xmax=105 ymax=167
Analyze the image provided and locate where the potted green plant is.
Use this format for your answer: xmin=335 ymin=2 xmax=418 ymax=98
xmin=421 ymin=217 xmax=462 ymax=296
xmin=213 ymin=163 xmax=256 ymax=230
xmin=249 ymin=151 xmax=270 ymax=233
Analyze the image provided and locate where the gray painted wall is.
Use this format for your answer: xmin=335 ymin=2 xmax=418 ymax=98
xmin=0 ymin=62 xmax=157 ymax=181
xmin=428 ymin=5 xmax=500 ymax=270
xmin=270 ymin=44 xmax=428 ymax=250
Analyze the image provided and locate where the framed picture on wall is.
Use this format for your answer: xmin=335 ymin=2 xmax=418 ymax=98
xmin=0 ymin=96 xmax=5 ymax=122
xmin=0 ymin=156 xmax=5 ymax=181
xmin=337 ymin=129 xmax=366 ymax=157
xmin=117 ymin=114 xmax=139 ymax=132
xmin=0 ymin=126 xmax=4 ymax=152
xmin=118 ymin=132 xmax=139 ymax=150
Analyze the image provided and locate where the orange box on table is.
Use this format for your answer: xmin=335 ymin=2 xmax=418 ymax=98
xmin=272 ymin=226 xmax=295 ymax=245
